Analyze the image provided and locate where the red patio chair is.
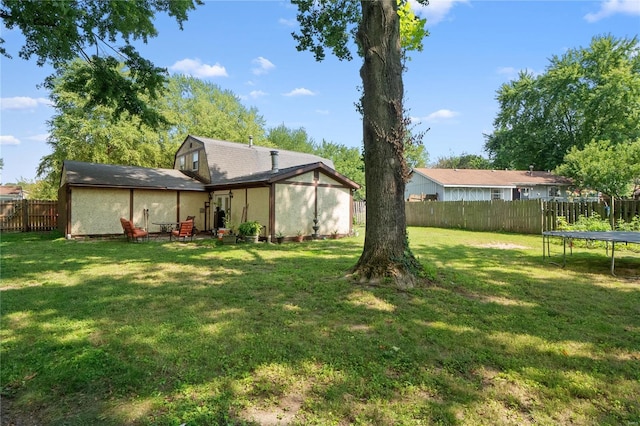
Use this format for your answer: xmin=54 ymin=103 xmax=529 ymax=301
xmin=120 ymin=217 xmax=148 ymax=242
xmin=171 ymin=219 xmax=194 ymax=242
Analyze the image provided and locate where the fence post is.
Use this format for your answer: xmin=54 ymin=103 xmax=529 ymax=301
xmin=21 ymin=199 xmax=29 ymax=232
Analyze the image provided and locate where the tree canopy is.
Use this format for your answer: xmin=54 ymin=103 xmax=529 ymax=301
xmin=556 ymin=139 xmax=640 ymax=200
xmin=432 ymin=153 xmax=491 ymax=169
xmin=0 ymin=0 xmax=201 ymax=127
xmin=484 ymin=35 xmax=640 ymax=171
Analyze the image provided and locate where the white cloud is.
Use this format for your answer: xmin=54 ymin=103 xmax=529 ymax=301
xmin=249 ymin=90 xmax=267 ymax=99
xmin=278 ymin=17 xmax=297 ymax=27
xmin=1 ymin=96 xmax=51 ymax=110
xmin=252 ymin=57 xmax=276 ymax=75
xmin=283 ymin=88 xmax=316 ymax=97
xmin=413 ymin=109 xmax=460 ymax=123
xmin=169 ymin=58 xmax=228 ymax=78
xmin=409 ymin=0 xmax=468 ymax=26
xmin=0 ymin=135 xmax=21 ymax=145
xmin=584 ymin=0 xmax=640 ymax=22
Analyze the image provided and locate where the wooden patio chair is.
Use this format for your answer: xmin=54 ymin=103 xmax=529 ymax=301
xmin=171 ymin=219 xmax=194 ymax=242
xmin=120 ymin=217 xmax=148 ymax=242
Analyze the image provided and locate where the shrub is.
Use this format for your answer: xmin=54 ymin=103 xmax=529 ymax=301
xmin=238 ymin=221 xmax=262 ymax=236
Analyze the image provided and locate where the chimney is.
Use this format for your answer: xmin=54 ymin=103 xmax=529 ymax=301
xmin=249 ymin=135 xmax=253 ymax=147
xmin=270 ymin=150 xmax=279 ymax=173
xmin=529 ymin=164 xmax=534 ymax=175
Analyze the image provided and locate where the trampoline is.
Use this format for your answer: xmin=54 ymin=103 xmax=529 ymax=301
xmin=542 ymin=231 xmax=640 ymax=276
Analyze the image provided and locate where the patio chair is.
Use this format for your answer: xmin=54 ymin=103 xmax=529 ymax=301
xmin=120 ymin=217 xmax=148 ymax=242
xmin=185 ymin=215 xmax=198 ymax=235
xmin=171 ymin=219 xmax=194 ymax=242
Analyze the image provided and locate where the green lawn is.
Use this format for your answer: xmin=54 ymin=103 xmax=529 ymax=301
xmin=1 ymin=228 xmax=639 ymax=425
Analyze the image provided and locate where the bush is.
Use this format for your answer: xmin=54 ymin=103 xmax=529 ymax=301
xmin=238 ymin=221 xmax=262 ymax=236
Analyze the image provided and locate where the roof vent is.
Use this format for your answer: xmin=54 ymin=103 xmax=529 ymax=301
xmin=529 ymin=164 xmax=534 ymax=175
xmin=249 ymin=135 xmax=253 ymax=147
xmin=270 ymin=150 xmax=279 ymax=173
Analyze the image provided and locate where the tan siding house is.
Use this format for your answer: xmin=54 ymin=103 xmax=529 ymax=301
xmin=59 ymin=135 xmax=359 ymax=240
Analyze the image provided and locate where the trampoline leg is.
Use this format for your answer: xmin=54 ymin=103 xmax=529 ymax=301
xmin=611 ymin=242 xmax=616 ymax=276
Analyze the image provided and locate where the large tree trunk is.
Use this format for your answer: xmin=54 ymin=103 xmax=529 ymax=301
xmin=351 ymin=0 xmax=421 ymax=289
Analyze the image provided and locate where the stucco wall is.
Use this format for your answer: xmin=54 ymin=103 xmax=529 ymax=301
xmin=245 ymin=187 xmax=270 ymax=234
xmin=317 ymin=186 xmax=351 ymax=235
xmin=135 ymin=190 xmax=176 ymax=232
xmin=179 ymin=192 xmax=208 ymax=231
xmin=273 ymin=172 xmax=352 ymax=238
xmin=70 ymin=187 xmax=130 ymax=235
xmin=69 ymin=187 xmax=207 ymax=236
xmin=275 ymin=183 xmax=315 ymax=237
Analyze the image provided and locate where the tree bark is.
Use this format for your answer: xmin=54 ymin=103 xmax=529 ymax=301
xmin=351 ymin=0 xmax=420 ymax=289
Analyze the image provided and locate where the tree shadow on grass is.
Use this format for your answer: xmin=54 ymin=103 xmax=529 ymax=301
xmin=1 ymin=233 xmax=639 ymax=424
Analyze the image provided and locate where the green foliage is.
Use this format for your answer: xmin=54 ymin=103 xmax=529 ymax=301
xmin=163 ymin=74 xmax=266 ymax=146
xmin=0 ymin=0 xmax=202 ymax=127
xmin=432 ymin=152 xmax=492 ymax=169
xmin=237 ymin=221 xmax=262 ymax=236
xmin=556 ymin=139 xmax=640 ymax=199
xmin=485 ymin=35 xmax=640 ymax=171
xmin=398 ymin=0 xmax=429 ymax=62
xmin=568 ymin=213 xmax=612 ymax=231
xmin=267 ymin=123 xmax=315 ymax=153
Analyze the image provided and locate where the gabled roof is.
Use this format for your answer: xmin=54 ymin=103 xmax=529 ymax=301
xmin=412 ymin=168 xmax=572 ymax=188
xmin=205 ymin=162 xmax=360 ymax=190
xmin=186 ymin=135 xmax=335 ymax=183
xmin=61 ymin=160 xmax=205 ymax=191
xmin=0 ymin=185 xmax=23 ymax=196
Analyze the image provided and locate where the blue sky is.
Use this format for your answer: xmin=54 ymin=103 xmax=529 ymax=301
xmin=1 ymin=0 xmax=638 ymax=184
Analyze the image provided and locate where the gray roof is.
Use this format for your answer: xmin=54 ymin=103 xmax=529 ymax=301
xmin=205 ymin=162 xmax=360 ymax=190
xmin=412 ymin=168 xmax=572 ymax=187
xmin=62 ymin=160 xmax=205 ymax=191
xmin=188 ymin=136 xmax=335 ymax=183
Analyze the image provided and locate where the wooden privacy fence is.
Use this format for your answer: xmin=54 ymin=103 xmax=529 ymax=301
xmin=353 ymin=200 xmax=366 ymax=225
xmin=0 ymin=200 xmax=58 ymax=232
xmin=406 ymin=199 xmax=640 ymax=234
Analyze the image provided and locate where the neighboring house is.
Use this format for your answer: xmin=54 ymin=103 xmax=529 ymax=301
xmin=58 ymin=135 xmax=359 ymax=239
xmin=405 ymin=168 xmax=573 ymax=202
xmin=0 ymin=185 xmax=26 ymax=201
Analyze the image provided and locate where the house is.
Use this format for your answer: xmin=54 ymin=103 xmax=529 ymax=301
xmin=58 ymin=135 xmax=360 ymax=240
xmin=405 ymin=168 xmax=573 ymax=202
xmin=0 ymin=185 xmax=26 ymax=201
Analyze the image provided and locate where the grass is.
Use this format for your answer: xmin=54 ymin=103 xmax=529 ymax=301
xmin=1 ymin=227 xmax=639 ymax=425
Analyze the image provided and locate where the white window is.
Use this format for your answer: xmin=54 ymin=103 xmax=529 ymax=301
xmin=549 ymin=187 xmax=559 ymax=198
xmin=491 ymin=189 xmax=501 ymax=200
xmin=192 ymin=151 xmax=199 ymax=171
xmin=178 ymin=156 xmax=185 ymax=170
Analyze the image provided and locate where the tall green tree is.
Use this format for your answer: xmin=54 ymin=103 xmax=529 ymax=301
xmin=484 ymin=35 xmax=640 ymax=171
xmin=38 ymin=60 xmax=170 ymax=196
xmin=292 ymin=0 xmax=428 ymax=288
xmin=162 ymin=75 xmax=266 ymax=146
xmin=0 ymin=0 xmax=201 ymax=127
xmin=556 ymin=139 xmax=640 ymax=200
xmin=267 ymin=124 xmax=316 ymax=153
